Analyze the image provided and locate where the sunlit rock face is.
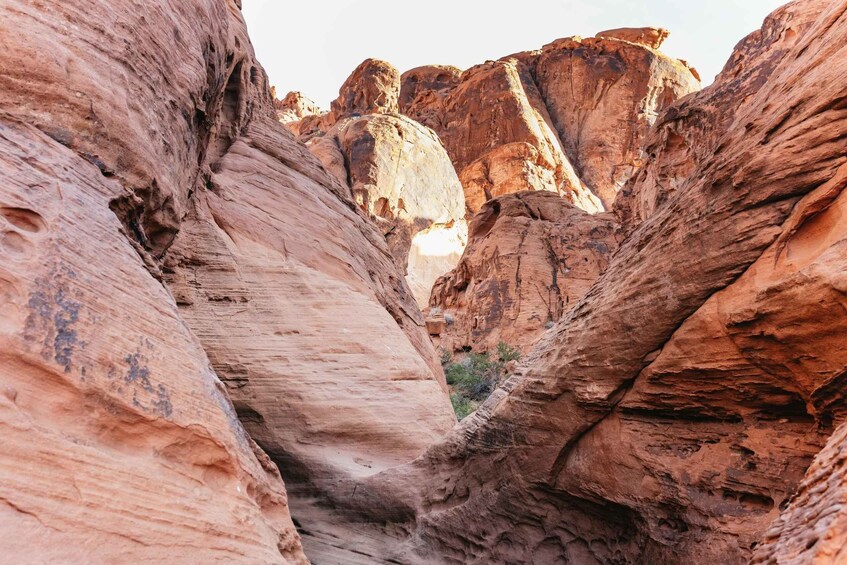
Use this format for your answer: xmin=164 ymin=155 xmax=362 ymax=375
xmin=283 ymin=60 xmax=468 ymax=307
xmin=275 ymin=90 xmax=323 ymax=135
xmin=400 ymin=30 xmax=700 ymax=213
xmin=407 ymin=221 xmax=468 ymax=307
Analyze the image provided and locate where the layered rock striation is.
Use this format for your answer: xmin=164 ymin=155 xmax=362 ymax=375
xmin=0 ymin=0 xmax=309 ymax=561
xmin=0 ymin=0 xmax=455 ymax=562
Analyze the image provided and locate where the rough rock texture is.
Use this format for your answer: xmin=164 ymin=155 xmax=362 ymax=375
xmin=275 ymin=91 xmax=323 ymax=135
xmin=614 ymin=1 xmax=826 ymax=232
xmin=596 ymin=26 xmax=670 ymax=49
xmin=400 ymin=32 xmax=699 ymax=212
xmin=754 ymin=420 xmax=847 ymax=563
xmin=330 ymin=58 xmax=401 ymax=120
xmin=306 ymin=1 xmax=847 ymax=562
xmin=403 ymin=58 xmax=602 ymax=215
xmin=531 ymin=35 xmax=699 ymax=208
xmin=430 ymin=191 xmax=619 ymax=354
xmin=0 ymin=0 xmax=307 ymax=561
xmin=398 ymin=65 xmax=462 ymax=129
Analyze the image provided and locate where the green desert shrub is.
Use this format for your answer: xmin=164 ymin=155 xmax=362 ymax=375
xmin=442 ymin=342 xmax=521 ymax=420
xmin=497 ymin=341 xmax=521 ymax=362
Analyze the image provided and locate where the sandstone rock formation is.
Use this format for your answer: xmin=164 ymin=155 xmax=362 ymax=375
xmin=289 ymin=60 xmax=469 ymax=306
xmin=614 ymin=4 xmax=826 ymax=232
xmin=275 ymin=91 xmax=323 ymax=135
xmin=596 ymin=26 xmax=670 ymax=49
xmin=164 ymin=116 xmax=457 ymax=487
xmin=430 ymin=191 xmax=619 ymax=354
xmin=330 ymin=58 xmax=401 ymax=120
xmin=0 ymin=0 xmax=307 ymax=561
xmin=0 ymin=0 xmax=455 ymax=561
xmin=332 ymin=114 xmax=468 ymax=305
xmin=7 ymin=0 xmax=847 ymax=563
xmin=298 ymin=2 xmax=847 ymax=562
xmin=400 ymin=31 xmax=700 ymax=213
xmin=402 ymin=58 xmax=603 ymax=215
xmin=754 ymin=419 xmax=847 ymax=563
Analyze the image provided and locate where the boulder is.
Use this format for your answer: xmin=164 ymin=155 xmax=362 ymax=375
xmin=329 ymin=58 xmax=400 ymax=120
xmin=596 ymin=26 xmax=670 ymax=49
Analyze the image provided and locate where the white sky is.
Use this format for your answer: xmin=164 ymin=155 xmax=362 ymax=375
xmin=242 ymin=0 xmax=788 ymax=108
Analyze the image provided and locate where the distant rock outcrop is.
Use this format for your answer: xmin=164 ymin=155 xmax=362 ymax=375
xmin=330 ymin=58 xmax=401 ymax=119
xmin=400 ymin=31 xmax=700 ymax=212
xmin=596 ymin=26 xmax=670 ymax=49
xmin=430 ymin=191 xmax=620 ymax=353
xmin=283 ymin=59 xmax=469 ymax=306
xmin=275 ymin=91 xmax=322 ymax=135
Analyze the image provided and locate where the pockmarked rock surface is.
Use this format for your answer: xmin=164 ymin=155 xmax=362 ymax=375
xmin=306 ymin=2 xmax=847 ymax=562
xmin=430 ymin=191 xmax=619 ymax=354
xmin=0 ymin=0 xmax=307 ymax=561
xmin=0 ymin=0 xmax=455 ymax=562
xmin=400 ymin=30 xmax=700 ymax=212
xmin=754 ymin=420 xmax=847 ymax=563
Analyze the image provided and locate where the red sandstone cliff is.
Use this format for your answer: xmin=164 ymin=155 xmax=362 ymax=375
xmin=0 ymin=0 xmax=454 ymax=561
xmin=401 ymin=29 xmax=699 ymax=214
xmin=4 ymin=0 xmax=847 ymax=564
xmin=294 ymin=2 xmax=847 ymax=563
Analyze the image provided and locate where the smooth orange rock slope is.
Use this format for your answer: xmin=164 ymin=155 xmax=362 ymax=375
xmin=0 ymin=0 xmax=454 ymax=562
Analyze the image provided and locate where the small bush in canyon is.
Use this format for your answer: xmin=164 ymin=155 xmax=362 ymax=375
xmin=442 ymin=342 xmax=520 ymax=420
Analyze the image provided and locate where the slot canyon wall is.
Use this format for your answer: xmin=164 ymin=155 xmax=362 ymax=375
xmin=0 ymin=0 xmax=454 ymax=561
xmin=2 ymin=0 xmax=847 ymax=564
xmin=318 ymin=1 xmax=847 ymax=563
